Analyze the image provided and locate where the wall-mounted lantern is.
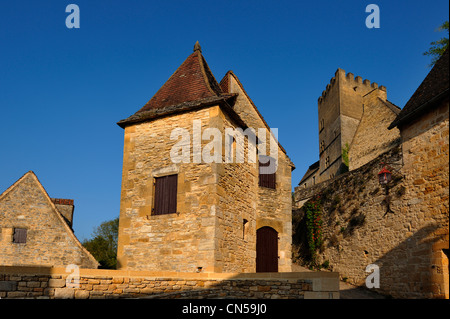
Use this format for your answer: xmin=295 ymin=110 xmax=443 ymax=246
xmin=378 ymin=167 xmax=392 ymax=185
xmin=377 ymin=163 xmax=396 ymax=217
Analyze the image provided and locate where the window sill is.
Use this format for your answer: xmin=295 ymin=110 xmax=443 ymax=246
xmin=259 ymin=185 xmax=277 ymax=190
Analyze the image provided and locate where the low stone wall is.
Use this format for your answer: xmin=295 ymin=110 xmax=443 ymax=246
xmin=0 ymin=266 xmax=339 ymax=299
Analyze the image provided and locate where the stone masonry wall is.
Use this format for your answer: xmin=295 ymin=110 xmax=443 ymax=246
xmin=117 ymin=107 xmax=218 ymax=272
xmin=349 ymin=89 xmax=401 ymax=171
xmin=0 ymin=266 xmax=339 ymax=299
xmin=398 ymin=99 xmax=449 ymax=298
xmin=294 ymin=127 xmax=449 ymax=299
xmin=214 ymin=107 xmax=256 ymax=273
xmin=228 ymin=74 xmax=293 ymax=272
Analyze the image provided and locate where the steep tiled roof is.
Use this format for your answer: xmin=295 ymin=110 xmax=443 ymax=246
xmin=389 ymin=49 xmax=449 ymax=129
xmin=118 ymin=42 xmax=232 ymax=128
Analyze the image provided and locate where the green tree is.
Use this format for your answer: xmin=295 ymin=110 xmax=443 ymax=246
xmin=423 ymin=21 xmax=449 ymax=67
xmin=82 ymin=217 xmax=119 ymax=269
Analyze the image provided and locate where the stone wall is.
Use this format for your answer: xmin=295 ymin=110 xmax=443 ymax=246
xmin=398 ymin=99 xmax=449 ymax=298
xmin=227 ymin=73 xmax=293 ymax=272
xmin=293 ymin=129 xmax=449 ymax=298
xmin=117 ymin=107 xmax=218 ymax=272
xmin=0 ymin=266 xmax=339 ymax=299
xmin=349 ymin=89 xmax=401 ymax=171
xmin=215 ymin=108 xmax=256 ymax=273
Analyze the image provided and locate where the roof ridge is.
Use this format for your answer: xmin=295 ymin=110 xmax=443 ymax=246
xmin=134 ymin=44 xmax=222 ymax=115
xmin=220 ymin=70 xmax=293 ymax=163
xmin=0 ymin=171 xmax=99 ymax=267
xmin=0 ymin=171 xmax=34 ymax=201
xmin=197 ymin=51 xmax=223 ymax=96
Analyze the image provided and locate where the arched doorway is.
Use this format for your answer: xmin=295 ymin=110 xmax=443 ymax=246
xmin=256 ymin=226 xmax=278 ymax=272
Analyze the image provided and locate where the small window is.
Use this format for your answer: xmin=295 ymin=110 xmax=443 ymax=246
xmin=325 ymin=156 xmax=330 ymax=168
xmin=320 ymin=119 xmax=324 ymax=131
xmin=259 ymin=156 xmax=276 ymax=189
xmin=243 ymin=219 xmax=249 ymax=240
xmin=153 ymin=174 xmax=178 ymax=215
xmin=13 ymin=228 xmax=27 ymax=244
xmin=320 ymin=141 xmax=325 ymax=153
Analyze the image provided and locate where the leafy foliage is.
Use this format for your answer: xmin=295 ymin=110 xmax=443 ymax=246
xmin=82 ymin=217 xmax=119 ymax=269
xmin=342 ymin=143 xmax=350 ymax=168
xmin=423 ymin=21 xmax=449 ymax=67
xmin=303 ymin=195 xmax=323 ymax=263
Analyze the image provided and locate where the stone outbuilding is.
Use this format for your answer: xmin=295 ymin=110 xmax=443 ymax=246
xmin=116 ymin=42 xmax=295 ymax=273
xmin=0 ymin=171 xmax=98 ymax=268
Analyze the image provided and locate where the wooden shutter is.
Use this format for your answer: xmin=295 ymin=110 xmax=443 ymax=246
xmin=154 ymin=174 xmax=178 ymax=215
xmin=259 ymin=157 xmax=276 ymax=189
xmin=13 ymin=228 xmax=27 ymax=243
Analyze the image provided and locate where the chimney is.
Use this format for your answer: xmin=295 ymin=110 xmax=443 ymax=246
xmin=51 ymin=198 xmax=75 ymax=229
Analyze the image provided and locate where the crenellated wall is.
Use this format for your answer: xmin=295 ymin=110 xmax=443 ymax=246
xmin=318 ymin=69 xmax=386 ymax=105
xmin=315 ymin=68 xmax=392 ymax=183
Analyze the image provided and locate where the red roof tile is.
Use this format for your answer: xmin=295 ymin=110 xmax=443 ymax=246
xmin=118 ymin=42 xmax=228 ymax=127
xmin=137 ymin=45 xmax=222 ymax=113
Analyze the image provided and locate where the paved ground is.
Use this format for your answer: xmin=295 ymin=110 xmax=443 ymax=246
xmin=291 ymin=264 xmax=386 ymax=299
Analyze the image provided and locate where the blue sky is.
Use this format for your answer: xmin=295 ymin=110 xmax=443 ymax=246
xmin=0 ymin=0 xmax=448 ymax=241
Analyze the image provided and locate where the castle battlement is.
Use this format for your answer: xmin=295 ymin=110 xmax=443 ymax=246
xmin=318 ymin=68 xmax=386 ymax=104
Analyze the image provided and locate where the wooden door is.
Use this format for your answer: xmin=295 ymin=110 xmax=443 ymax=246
xmin=256 ymin=226 xmax=278 ymax=272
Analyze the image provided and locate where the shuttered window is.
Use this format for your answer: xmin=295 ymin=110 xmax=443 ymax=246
xmin=13 ymin=228 xmax=27 ymax=244
xmin=153 ymin=174 xmax=178 ymax=215
xmin=259 ymin=156 xmax=276 ymax=189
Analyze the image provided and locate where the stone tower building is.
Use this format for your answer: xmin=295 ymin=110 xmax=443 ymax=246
xmin=299 ymin=68 xmax=401 ymax=187
xmin=116 ymin=43 xmax=294 ymax=273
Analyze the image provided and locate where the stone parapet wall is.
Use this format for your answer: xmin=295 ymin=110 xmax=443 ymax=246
xmin=0 ymin=266 xmax=339 ymax=299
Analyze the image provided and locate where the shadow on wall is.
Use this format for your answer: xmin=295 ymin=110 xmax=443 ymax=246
xmin=0 ymin=266 xmax=340 ymax=299
xmin=371 ymin=223 xmax=448 ymax=299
